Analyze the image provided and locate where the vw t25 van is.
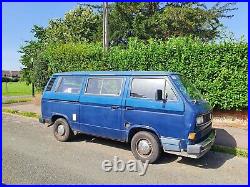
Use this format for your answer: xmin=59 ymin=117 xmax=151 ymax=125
xmin=40 ymin=71 xmax=216 ymax=163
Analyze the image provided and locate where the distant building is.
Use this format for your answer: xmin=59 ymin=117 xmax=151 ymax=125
xmin=2 ymin=70 xmax=20 ymax=78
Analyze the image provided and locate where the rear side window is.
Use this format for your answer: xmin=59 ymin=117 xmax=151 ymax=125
xmin=46 ymin=77 xmax=56 ymax=91
xmin=85 ymin=78 xmax=123 ymax=96
xmin=56 ymin=76 xmax=83 ymax=94
xmin=131 ymin=78 xmax=165 ymax=99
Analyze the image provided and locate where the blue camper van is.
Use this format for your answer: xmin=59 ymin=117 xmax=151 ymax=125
xmin=40 ymin=71 xmax=216 ymax=163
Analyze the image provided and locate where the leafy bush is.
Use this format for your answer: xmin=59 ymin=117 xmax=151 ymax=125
xmin=2 ymin=77 xmax=10 ymax=82
xmin=39 ymin=37 xmax=247 ymax=110
xmin=2 ymin=77 xmax=19 ymax=82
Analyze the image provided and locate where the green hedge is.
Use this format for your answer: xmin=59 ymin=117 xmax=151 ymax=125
xmin=41 ymin=37 xmax=248 ymax=110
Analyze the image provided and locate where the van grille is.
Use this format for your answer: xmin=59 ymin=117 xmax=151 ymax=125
xmin=203 ymin=112 xmax=212 ymax=123
xmin=195 ymin=112 xmax=212 ymax=142
xmin=195 ymin=123 xmax=212 ymax=143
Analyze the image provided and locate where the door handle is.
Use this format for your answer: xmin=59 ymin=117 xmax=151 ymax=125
xmin=125 ymin=106 xmax=134 ymax=110
xmin=111 ymin=105 xmax=120 ymax=109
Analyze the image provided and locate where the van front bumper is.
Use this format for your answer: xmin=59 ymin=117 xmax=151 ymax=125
xmin=186 ymin=129 xmax=216 ymax=158
xmin=162 ymin=129 xmax=216 ymax=159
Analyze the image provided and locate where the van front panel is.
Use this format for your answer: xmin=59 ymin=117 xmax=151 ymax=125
xmin=124 ymin=76 xmax=186 ymax=151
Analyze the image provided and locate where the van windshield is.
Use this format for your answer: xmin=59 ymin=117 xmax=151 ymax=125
xmin=170 ymin=75 xmax=203 ymax=102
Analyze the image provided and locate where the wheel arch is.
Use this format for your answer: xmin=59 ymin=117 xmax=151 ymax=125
xmin=127 ymin=125 xmax=161 ymax=143
xmin=51 ymin=113 xmax=69 ymax=124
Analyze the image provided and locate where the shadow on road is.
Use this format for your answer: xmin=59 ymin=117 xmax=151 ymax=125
xmin=176 ymin=152 xmax=235 ymax=169
xmin=72 ymin=133 xmax=131 ymax=151
xmin=71 ymin=132 xmax=236 ymax=169
xmin=215 ymin=128 xmax=237 ymax=148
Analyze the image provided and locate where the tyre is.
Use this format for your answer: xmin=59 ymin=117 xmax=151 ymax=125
xmin=53 ymin=118 xmax=73 ymax=142
xmin=131 ymin=131 xmax=161 ymax=164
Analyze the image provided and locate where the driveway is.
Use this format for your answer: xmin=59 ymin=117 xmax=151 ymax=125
xmin=2 ymin=114 xmax=248 ymax=184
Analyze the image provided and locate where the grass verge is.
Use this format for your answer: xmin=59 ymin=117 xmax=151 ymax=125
xmin=2 ymin=98 xmax=32 ymax=104
xmin=2 ymin=82 xmax=32 ymax=96
xmin=211 ymin=145 xmax=248 ymax=158
xmin=2 ymin=108 xmax=39 ymax=119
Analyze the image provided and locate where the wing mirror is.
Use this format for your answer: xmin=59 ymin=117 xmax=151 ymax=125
xmin=155 ymin=89 xmax=163 ymax=101
xmin=155 ymin=89 xmax=167 ymax=102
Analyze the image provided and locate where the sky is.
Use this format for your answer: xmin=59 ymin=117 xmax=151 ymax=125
xmin=2 ymin=2 xmax=248 ymax=71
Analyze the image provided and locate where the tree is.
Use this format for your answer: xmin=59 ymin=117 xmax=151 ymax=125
xmin=19 ymin=41 xmax=39 ymax=85
xmin=108 ymin=2 xmax=237 ymax=43
xmin=43 ymin=5 xmax=101 ymax=43
xmin=108 ymin=2 xmax=161 ymax=45
xmin=20 ymin=2 xmax=237 ymax=47
xmin=19 ymin=5 xmax=101 ymax=89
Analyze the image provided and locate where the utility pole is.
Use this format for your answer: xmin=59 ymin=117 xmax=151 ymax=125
xmin=103 ymin=2 xmax=109 ymax=51
xmin=31 ymin=57 xmax=35 ymax=97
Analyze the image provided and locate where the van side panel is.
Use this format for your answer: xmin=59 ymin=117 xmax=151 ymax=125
xmin=79 ymin=95 xmax=124 ymax=139
xmin=41 ymin=75 xmax=85 ymax=131
xmin=42 ymin=92 xmax=81 ymax=131
xmin=79 ymin=76 xmax=126 ymax=141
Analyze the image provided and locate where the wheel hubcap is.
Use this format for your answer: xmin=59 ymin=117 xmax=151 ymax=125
xmin=137 ymin=139 xmax=152 ymax=155
xmin=57 ymin=124 xmax=65 ymax=136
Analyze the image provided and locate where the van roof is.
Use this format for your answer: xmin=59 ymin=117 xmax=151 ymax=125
xmin=53 ymin=71 xmax=179 ymax=76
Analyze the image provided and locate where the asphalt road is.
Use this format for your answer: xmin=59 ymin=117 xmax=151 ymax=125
xmin=2 ymin=114 xmax=248 ymax=184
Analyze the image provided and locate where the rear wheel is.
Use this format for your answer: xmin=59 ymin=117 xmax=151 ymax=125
xmin=131 ymin=131 xmax=161 ymax=164
xmin=53 ymin=118 xmax=73 ymax=142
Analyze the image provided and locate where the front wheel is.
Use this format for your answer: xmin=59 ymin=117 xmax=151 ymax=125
xmin=53 ymin=118 xmax=73 ymax=142
xmin=131 ymin=131 xmax=161 ymax=164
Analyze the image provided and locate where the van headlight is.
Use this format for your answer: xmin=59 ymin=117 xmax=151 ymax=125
xmin=196 ymin=116 xmax=204 ymax=125
xmin=210 ymin=113 xmax=212 ymax=120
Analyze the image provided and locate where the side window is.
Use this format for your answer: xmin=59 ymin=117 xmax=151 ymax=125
xmin=165 ymin=80 xmax=177 ymax=101
xmin=46 ymin=77 xmax=56 ymax=91
xmin=85 ymin=78 xmax=123 ymax=96
xmin=85 ymin=78 xmax=102 ymax=94
xmin=102 ymin=78 xmax=122 ymax=95
xmin=56 ymin=76 xmax=83 ymax=94
xmin=130 ymin=78 xmax=165 ymax=99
